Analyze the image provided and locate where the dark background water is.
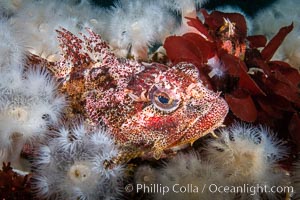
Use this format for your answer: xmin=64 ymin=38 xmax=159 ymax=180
xmin=91 ymin=0 xmax=278 ymax=17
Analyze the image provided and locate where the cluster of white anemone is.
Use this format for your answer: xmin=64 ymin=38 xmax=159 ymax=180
xmin=0 ymin=18 xmax=66 ymax=169
xmin=134 ymin=122 xmax=290 ymax=200
xmin=0 ymin=0 xmax=208 ymax=61
xmin=205 ymin=123 xmax=289 ymax=199
xmin=31 ymin=123 xmax=124 ymax=200
xmin=0 ymin=16 xmax=124 ymax=198
xmin=8 ymin=0 xmax=105 ymax=62
xmin=252 ymin=0 xmax=300 ymax=70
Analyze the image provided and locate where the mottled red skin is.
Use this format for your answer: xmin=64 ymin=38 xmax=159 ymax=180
xmin=52 ymin=28 xmax=228 ymax=160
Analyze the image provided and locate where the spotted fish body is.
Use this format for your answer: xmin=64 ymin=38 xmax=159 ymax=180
xmin=53 ymin=28 xmax=228 ymax=160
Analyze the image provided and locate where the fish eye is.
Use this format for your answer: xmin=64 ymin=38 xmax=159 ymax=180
xmin=149 ymin=86 xmax=180 ymax=112
xmin=156 ymin=93 xmax=170 ymax=104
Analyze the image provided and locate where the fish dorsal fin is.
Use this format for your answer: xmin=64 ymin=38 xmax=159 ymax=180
xmin=54 ymin=28 xmax=115 ymax=79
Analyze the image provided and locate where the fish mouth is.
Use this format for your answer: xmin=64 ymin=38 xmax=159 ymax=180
xmin=167 ymin=96 xmax=229 ymax=149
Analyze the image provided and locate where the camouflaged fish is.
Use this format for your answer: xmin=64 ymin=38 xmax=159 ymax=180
xmin=50 ymin=28 xmax=228 ymax=162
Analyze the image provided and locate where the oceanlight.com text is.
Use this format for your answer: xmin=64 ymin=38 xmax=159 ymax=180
xmin=208 ymin=183 xmax=294 ymax=196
